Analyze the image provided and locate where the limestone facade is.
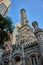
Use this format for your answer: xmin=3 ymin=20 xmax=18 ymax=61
xmin=2 ymin=9 xmax=43 ymax=65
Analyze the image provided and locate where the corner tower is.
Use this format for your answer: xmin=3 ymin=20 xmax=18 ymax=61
xmin=32 ymin=21 xmax=43 ymax=58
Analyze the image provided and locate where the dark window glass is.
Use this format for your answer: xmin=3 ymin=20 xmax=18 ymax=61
xmin=31 ymin=58 xmax=34 ymax=65
xmin=31 ymin=55 xmax=38 ymax=65
xmin=35 ymin=57 xmax=37 ymax=65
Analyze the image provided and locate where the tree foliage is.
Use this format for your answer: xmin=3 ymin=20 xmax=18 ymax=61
xmin=0 ymin=14 xmax=13 ymax=49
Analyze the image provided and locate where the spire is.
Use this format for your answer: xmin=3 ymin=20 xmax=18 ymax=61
xmin=20 ymin=8 xmax=28 ymax=25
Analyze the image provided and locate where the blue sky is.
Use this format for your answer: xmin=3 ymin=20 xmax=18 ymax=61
xmin=7 ymin=0 xmax=43 ymax=28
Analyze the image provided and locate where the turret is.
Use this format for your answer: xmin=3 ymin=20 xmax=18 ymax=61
xmin=32 ymin=21 xmax=39 ymax=31
xmin=21 ymin=8 xmax=28 ymax=25
xmin=32 ymin=21 xmax=43 ymax=58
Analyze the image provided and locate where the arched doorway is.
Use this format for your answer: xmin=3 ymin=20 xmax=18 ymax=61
xmin=14 ymin=56 xmax=22 ymax=65
xmin=4 ymin=61 xmax=9 ymax=65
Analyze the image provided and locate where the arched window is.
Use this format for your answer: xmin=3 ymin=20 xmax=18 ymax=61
xmin=30 ymin=54 xmax=38 ymax=65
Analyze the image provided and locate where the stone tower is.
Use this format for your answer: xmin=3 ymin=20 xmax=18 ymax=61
xmin=32 ymin=21 xmax=43 ymax=63
xmin=18 ymin=8 xmax=37 ymax=45
xmin=2 ymin=9 xmax=43 ymax=65
xmin=21 ymin=8 xmax=28 ymax=25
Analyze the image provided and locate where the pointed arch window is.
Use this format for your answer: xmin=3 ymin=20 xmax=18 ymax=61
xmin=30 ymin=54 xmax=38 ymax=65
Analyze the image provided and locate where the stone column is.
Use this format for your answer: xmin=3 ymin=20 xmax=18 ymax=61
xmin=22 ymin=43 xmax=25 ymax=65
xmin=2 ymin=61 xmax=4 ymax=65
xmin=29 ymin=58 xmax=32 ymax=65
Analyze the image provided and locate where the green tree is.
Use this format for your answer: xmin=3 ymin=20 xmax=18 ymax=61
xmin=0 ymin=14 xmax=13 ymax=49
